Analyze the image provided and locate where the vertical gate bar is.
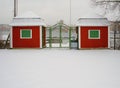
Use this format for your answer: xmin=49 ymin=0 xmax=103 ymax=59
xmin=69 ymin=26 xmax=72 ymax=49
xmin=60 ymin=24 xmax=62 ymax=48
xmin=49 ymin=27 xmax=52 ymax=48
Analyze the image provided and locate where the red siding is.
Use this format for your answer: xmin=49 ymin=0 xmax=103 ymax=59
xmin=12 ymin=26 xmax=40 ymax=48
xmin=80 ymin=26 xmax=108 ymax=48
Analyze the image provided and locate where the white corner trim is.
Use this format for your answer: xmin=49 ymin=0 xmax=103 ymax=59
xmin=78 ymin=26 xmax=81 ymax=49
xmin=108 ymin=26 xmax=110 ymax=48
xmin=40 ymin=26 xmax=42 ymax=48
xmin=10 ymin=27 xmax=13 ymax=48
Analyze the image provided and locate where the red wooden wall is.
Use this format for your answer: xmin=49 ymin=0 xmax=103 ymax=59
xmin=80 ymin=26 xmax=108 ymax=48
xmin=12 ymin=26 xmax=40 ymax=48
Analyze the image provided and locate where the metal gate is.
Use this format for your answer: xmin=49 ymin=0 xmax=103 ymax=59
xmin=46 ymin=21 xmax=77 ymax=48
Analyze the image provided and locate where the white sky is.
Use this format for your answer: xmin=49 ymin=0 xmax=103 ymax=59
xmin=0 ymin=0 xmax=92 ymax=25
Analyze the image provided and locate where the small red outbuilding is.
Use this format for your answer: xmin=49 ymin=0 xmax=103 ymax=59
xmin=10 ymin=11 xmax=46 ymax=48
xmin=76 ymin=14 xmax=110 ymax=49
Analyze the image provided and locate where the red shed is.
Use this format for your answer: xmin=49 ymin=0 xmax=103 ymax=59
xmin=10 ymin=11 xmax=46 ymax=48
xmin=76 ymin=14 xmax=110 ymax=49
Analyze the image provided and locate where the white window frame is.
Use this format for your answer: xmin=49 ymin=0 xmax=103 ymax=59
xmin=20 ymin=29 xmax=32 ymax=39
xmin=88 ymin=30 xmax=100 ymax=39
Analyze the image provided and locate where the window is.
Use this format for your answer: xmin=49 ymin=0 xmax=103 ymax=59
xmin=20 ymin=29 xmax=32 ymax=39
xmin=88 ymin=30 xmax=100 ymax=39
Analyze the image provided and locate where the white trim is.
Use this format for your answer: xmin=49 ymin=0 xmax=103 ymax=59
xmin=10 ymin=27 xmax=13 ymax=48
xmin=20 ymin=29 xmax=32 ymax=39
xmin=108 ymin=26 xmax=110 ymax=48
xmin=40 ymin=26 xmax=42 ymax=48
xmin=78 ymin=26 xmax=81 ymax=49
xmin=88 ymin=30 xmax=100 ymax=39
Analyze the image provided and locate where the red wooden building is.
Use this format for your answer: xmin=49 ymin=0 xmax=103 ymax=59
xmin=76 ymin=14 xmax=110 ymax=49
xmin=10 ymin=11 xmax=46 ymax=48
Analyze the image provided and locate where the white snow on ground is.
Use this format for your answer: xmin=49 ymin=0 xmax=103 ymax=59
xmin=46 ymin=43 xmax=69 ymax=47
xmin=0 ymin=49 xmax=120 ymax=88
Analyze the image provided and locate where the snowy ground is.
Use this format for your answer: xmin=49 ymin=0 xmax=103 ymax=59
xmin=0 ymin=49 xmax=120 ymax=88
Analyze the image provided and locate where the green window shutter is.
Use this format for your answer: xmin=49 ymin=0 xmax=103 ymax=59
xmin=21 ymin=30 xmax=32 ymax=38
xmin=89 ymin=30 xmax=100 ymax=39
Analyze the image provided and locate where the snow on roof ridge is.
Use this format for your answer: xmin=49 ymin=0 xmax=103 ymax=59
xmin=15 ymin=11 xmax=40 ymax=18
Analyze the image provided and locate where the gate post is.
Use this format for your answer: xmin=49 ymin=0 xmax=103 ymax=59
xmin=69 ymin=26 xmax=72 ymax=49
xmin=49 ymin=27 xmax=52 ymax=48
xmin=59 ymin=24 xmax=62 ymax=48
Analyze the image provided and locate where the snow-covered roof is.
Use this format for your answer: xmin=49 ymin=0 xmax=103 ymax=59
xmin=76 ymin=18 xmax=110 ymax=26
xmin=76 ymin=12 xmax=110 ymax=26
xmin=10 ymin=18 xmax=46 ymax=26
xmin=10 ymin=11 xmax=46 ymax=26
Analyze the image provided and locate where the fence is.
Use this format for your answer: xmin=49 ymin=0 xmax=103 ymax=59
xmin=110 ymin=31 xmax=120 ymax=50
xmin=46 ymin=24 xmax=77 ymax=48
